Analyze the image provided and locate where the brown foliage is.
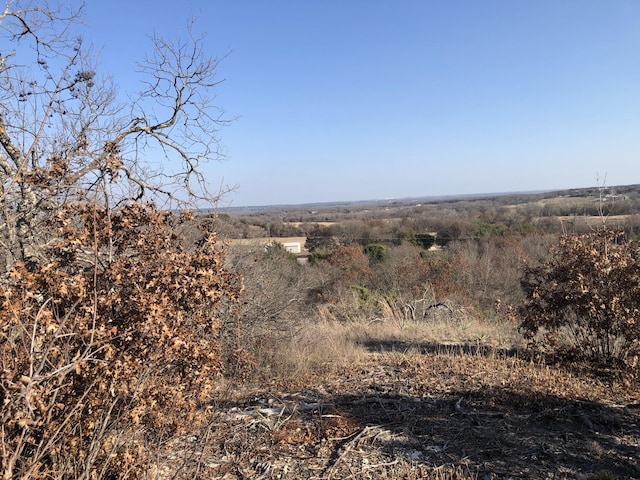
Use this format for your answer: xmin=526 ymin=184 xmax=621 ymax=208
xmin=0 ymin=3 xmax=239 ymax=477
xmin=517 ymin=229 xmax=640 ymax=367
xmin=0 ymin=203 xmax=241 ymax=479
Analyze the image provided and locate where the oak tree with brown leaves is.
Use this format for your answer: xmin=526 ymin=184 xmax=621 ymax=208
xmin=0 ymin=2 xmax=241 ymax=478
xmin=517 ymin=229 xmax=640 ymax=368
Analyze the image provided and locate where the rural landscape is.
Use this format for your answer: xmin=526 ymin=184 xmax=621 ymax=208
xmin=200 ymin=186 xmax=640 ymax=479
xmin=1 ymin=2 xmax=639 ymax=480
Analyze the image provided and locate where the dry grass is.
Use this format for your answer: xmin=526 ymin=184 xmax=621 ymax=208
xmin=251 ymin=304 xmax=523 ymax=387
xmin=247 ymin=318 xmax=368 ymax=385
xmin=344 ymin=313 xmax=523 ymax=352
xmin=149 ymin=313 xmax=640 ymax=479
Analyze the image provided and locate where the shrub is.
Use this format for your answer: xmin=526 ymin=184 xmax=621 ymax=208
xmin=0 ymin=202 xmax=241 ymax=479
xmin=516 ymin=229 xmax=640 ymax=368
xmin=305 ymin=226 xmax=339 ymax=261
xmin=364 ymin=243 xmax=388 ymax=264
xmin=414 ymin=233 xmax=437 ymax=250
xmin=476 ymin=222 xmax=508 ymax=238
xmin=223 ymin=242 xmax=313 ymax=378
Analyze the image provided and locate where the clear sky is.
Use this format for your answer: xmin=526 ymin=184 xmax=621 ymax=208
xmin=81 ymin=1 xmax=640 ymax=207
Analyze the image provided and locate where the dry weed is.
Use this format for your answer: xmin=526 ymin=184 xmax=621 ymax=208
xmin=247 ymin=317 xmax=368 ymax=386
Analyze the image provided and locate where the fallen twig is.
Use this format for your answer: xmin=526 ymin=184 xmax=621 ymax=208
xmin=454 ymin=397 xmax=480 ymax=425
xmin=325 ymin=425 xmax=379 ymax=479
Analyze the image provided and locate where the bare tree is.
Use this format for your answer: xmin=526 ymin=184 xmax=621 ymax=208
xmin=0 ymin=1 xmax=228 ymax=273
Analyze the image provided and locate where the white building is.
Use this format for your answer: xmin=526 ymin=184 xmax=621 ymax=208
xmin=281 ymin=242 xmax=302 ymax=254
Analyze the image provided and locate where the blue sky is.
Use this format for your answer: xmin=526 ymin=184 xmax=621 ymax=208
xmin=82 ymin=1 xmax=640 ymax=206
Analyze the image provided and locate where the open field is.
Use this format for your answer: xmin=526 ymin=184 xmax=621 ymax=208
xmin=284 ymin=222 xmax=337 ymax=228
xmin=225 ymin=236 xmax=308 ymax=248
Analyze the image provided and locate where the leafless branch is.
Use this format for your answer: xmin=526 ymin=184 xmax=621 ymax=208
xmin=0 ymin=2 xmax=230 ymax=272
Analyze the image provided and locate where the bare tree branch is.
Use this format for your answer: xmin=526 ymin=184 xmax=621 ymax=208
xmin=0 ymin=1 xmax=230 ymax=273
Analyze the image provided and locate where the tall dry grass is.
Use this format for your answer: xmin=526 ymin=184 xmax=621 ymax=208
xmin=241 ymin=295 xmax=525 ymax=387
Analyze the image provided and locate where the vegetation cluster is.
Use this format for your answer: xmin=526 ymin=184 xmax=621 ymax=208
xmin=1 ymin=204 xmax=241 ymax=478
xmin=217 ymin=184 xmax=640 ymax=379
xmin=0 ymin=2 xmax=240 ymax=478
xmin=0 ymin=1 xmax=638 ymax=478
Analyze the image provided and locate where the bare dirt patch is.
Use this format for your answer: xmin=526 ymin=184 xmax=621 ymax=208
xmin=156 ymin=347 xmax=639 ymax=479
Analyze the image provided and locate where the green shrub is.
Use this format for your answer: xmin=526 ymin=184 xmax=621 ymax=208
xmin=364 ymin=243 xmax=388 ymax=264
xmin=414 ymin=233 xmax=437 ymax=250
xmin=476 ymin=222 xmax=508 ymax=238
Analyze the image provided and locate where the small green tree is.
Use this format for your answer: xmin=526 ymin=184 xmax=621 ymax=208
xmin=305 ymin=225 xmax=339 ymax=256
xmin=364 ymin=243 xmax=387 ymax=264
xmin=414 ymin=233 xmax=437 ymax=250
xmin=517 ymin=229 xmax=640 ymax=368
